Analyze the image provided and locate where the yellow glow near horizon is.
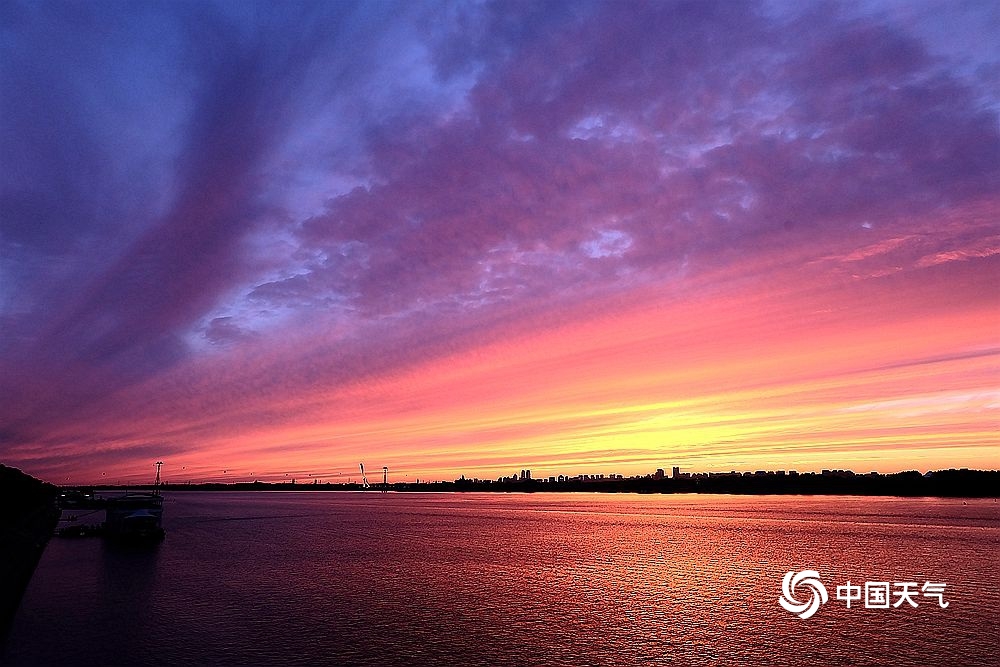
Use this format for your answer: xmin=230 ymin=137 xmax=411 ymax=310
xmin=74 ymin=268 xmax=996 ymax=486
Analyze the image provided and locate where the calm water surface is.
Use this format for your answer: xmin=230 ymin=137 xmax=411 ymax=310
xmin=5 ymin=492 xmax=998 ymax=666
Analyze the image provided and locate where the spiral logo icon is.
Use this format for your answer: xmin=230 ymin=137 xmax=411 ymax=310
xmin=779 ymin=570 xmax=828 ymax=619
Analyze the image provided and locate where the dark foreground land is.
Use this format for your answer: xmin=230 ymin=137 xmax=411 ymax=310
xmin=0 ymin=465 xmax=59 ymax=647
xmin=106 ymin=468 xmax=997 ymax=497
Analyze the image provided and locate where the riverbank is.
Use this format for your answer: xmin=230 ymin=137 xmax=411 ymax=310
xmin=85 ymin=467 xmax=998 ymax=497
xmin=0 ymin=465 xmax=59 ymax=648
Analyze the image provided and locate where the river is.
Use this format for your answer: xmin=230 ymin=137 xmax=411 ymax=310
xmin=4 ymin=492 xmax=998 ymax=665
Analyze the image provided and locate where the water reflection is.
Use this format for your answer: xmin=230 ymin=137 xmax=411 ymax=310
xmin=5 ymin=493 xmax=999 ymax=666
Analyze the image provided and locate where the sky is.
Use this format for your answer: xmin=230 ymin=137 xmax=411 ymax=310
xmin=1 ymin=0 xmax=998 ymax=485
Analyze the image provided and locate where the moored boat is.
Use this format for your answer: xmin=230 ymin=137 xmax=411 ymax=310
xmin=103 ymin=492 xmax=165 ymax=541
xmin=56 ymin=462 xmax=166 ymax=541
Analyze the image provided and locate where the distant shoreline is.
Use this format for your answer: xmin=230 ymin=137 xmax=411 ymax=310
xmin=77 ymin=468 xmax=999 ymax=498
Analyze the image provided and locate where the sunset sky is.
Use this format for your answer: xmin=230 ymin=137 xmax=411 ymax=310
xmin=1 ymin=0 xmax=998 ymax=485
